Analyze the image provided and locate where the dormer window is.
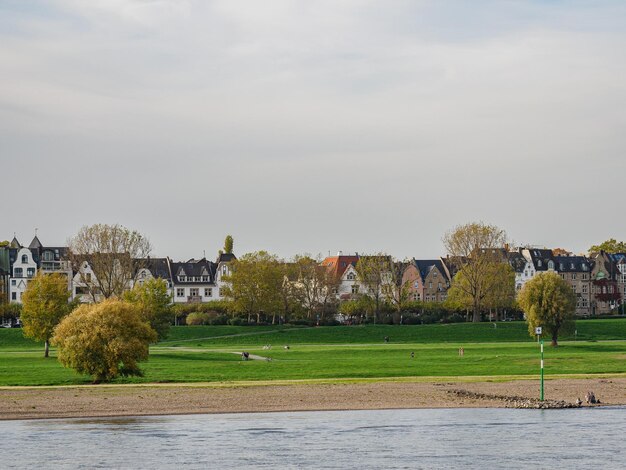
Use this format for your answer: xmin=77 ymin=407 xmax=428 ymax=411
xmin=538 ymin=260 xmax=543 ymax=268
xmin=347 ymin=272 xmax=356 ymax=281
xmin=202 ymin=276 xmax=209 ymax=282
xmin=570 ymin=263 xmax=575 ymax=270
xmin=179 ymin=276 xmax=186 ymax=282
xmin=547 ymin=260 xmax=554 ymax=270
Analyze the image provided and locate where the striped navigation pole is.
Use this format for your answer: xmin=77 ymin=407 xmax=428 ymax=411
xmin=535 ymin=326 xmax=544 ymax=401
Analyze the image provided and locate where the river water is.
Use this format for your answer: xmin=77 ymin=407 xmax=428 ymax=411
xmin=1 ymin=407 xmax=624 ymax=469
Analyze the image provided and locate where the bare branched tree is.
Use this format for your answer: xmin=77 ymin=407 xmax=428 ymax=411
xmin=68 ymin=224 xmax=152 ymax=302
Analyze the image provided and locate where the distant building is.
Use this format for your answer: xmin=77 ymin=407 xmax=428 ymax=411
xmin=402 ymin=259 xmax=450 ymax=302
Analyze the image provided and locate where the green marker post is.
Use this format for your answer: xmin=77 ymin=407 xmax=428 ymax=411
xmin=534 ymin=326 xmax=544 ymax=401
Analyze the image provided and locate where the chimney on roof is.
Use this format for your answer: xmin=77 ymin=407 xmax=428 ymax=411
xmin=337 ymin=251 xmax=343 ymax=256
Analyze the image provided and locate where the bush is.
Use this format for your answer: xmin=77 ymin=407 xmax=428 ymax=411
xmin=52 ymin=299 xmax=157 ymax=383
xmin=0 ymin=303 xmax=22 ymax=321
xmin=186 ymin=312 xmax=211 ymax=325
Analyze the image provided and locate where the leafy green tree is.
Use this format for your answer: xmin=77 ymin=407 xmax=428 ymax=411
xmin=517 ymin=271 xmax=576 ymax=346
xmin=123 ymin=278 xmax=173 ymax=340
xmin=443 ymin=222 xmax=509 ymax=322
xmin=355 ymin=254 xmax=395 ymax=323
xmin=224 ymin=235 xmax=234 ymax=254
xmin=588 ymin=239 xmax=626 ymax=255
xmin=21 ymin=272 xmax=71 ymax=357
xmin=0 ymin=240 xmax=9 ymax=247
xmin=52 ymin=299 xmax=157 ymax=383
xmin=222 ymin=251 xmax=283 ymax=323
xmin=447 ymin=262 xmax=515 ymax=321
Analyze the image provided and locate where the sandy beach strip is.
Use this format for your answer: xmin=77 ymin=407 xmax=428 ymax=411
xmin=1 ymin=377 xmax=625 ymax=420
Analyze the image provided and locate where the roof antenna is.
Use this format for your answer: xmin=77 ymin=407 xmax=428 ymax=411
xmin=35 ymin=228 xmax=38 ymax=236
xmin=203 ymin=250 xmax=206 ymax=259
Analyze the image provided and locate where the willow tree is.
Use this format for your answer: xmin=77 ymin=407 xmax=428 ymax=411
xmin=21 ymin=272 xmax=71 ymax=357
xmin=443 ymin=222 xmax=509 ymax=322
xmin=68 ymin=224 xmax=152 ymax=301
xmin=53 ymin=299 xmax=156 ymax=383
xmin=518 ymin=271 xmax=576 ymax=346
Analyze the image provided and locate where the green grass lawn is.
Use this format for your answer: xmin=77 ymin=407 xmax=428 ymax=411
xmin=1 ymin=320 xmax=625 ymax=386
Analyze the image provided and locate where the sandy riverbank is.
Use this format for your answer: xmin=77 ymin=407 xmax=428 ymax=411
xmin=1 ymin=378 xmax=624 ymax=420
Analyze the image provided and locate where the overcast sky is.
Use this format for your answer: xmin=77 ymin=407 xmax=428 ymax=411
xmin=2 ymin=1 xmax=625 ymax=261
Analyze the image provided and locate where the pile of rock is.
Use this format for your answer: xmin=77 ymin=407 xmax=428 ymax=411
xmin=446 ymin=389 xmax=582 ymax=409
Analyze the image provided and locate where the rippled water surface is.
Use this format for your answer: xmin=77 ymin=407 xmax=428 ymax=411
xmin=2 ymin=407 xmax=625 ymax=469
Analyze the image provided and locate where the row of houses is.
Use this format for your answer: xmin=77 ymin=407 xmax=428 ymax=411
xmin=2 ymin=235 xmax=625 ymax=317
xmin=0 ymin=236 xmax=235 ymax=305
xmin=322 ymin=248 xmax=626 ymax=316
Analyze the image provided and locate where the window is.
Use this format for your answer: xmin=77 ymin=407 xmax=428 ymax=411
xmin=428 ymin=282 xmax=432 ymax=289
xmin=582 ymin=273 xmax=588 ymax=280
xmin=178 ymin=276 xmax=186 ymax=282
xmin=438 ymin=282 xmax=442 ymax=290
xmin=351 ymin=285 xmax=359 ymax=294
xmin=14 ymin=268 xmax=23 ymax=277
xmin=205 ymin=288 xmax=212 ymax=297
xmin=219 ymin=288 xmax=225 ymax=297
xmin=538 ymin=260 xmax=542 ymax=268
xmin=202 ymin=276 xmax=209 ymax=282
xmin=11 ymin=280 xmax=16 ymax=286
xmin=560 ymin=274 xmax=565 ymax=279
xmin=194 ymin=277 xmax=200 ymax=282
xmin=572 ymin=273 xmax=577 ymax=280
xmin=516 ymin=283 xmax=522 ymax=290
xmin=43 ymin=251 xmax=53 ymax=261
xmin=433 ymin=271 xmax=438 ymax=278
xmin=582 ymin=264 xmax=588 ymax=271
xmin=222 ymin=266 xmax=227 ymax=275
xmin=413 ymin=281 xmax=419 ymax=288
xmin=21 ymin=254 xmax=28 ymax=263
xmin=11 ymin=292 xmax=16 ymax=300
xmin=347 ymin=273 xmax=355 ymax=281
xmin=27 ymin=268 xmax=35 ymax=278
xmin=190 ymin=288 xmax=199 ymax=297
xmin=176 ymin=288 xmax=185 ymax=297
xmin=84 ymin=273 xmax=92 ymax=283
xmin=582 ymin=285 xmax=588 ymax=293
xmin=548 ymin=261 xmax=554 ymax=270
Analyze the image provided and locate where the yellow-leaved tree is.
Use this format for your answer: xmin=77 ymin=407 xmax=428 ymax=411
xmin=52 ymin=299 xmax=157 ymax=383
xmin=517 ymin=271 xmax=576 ymax=346
xmin=21 ymin=272 xmax=71 ymax=357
